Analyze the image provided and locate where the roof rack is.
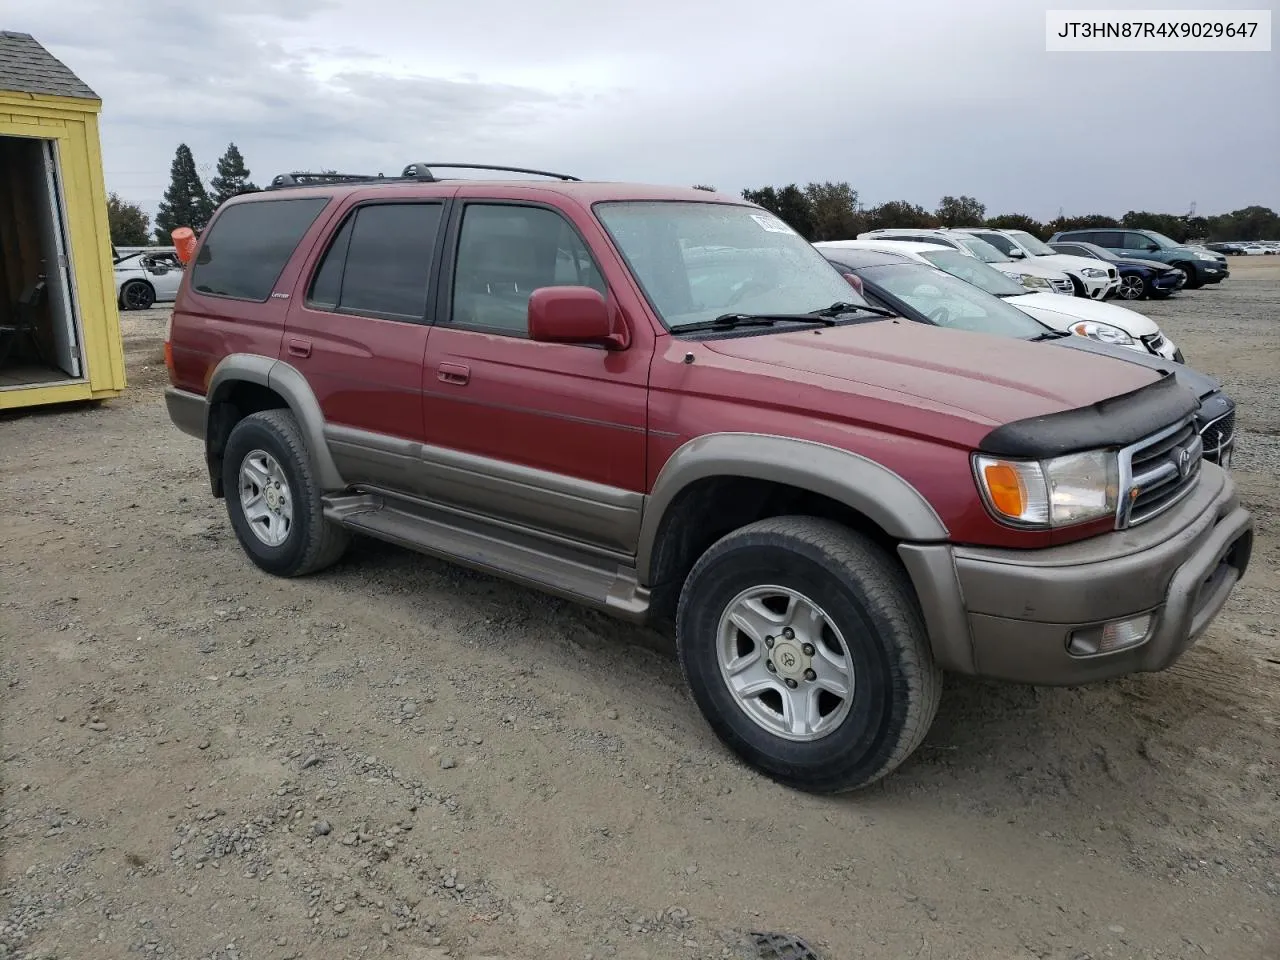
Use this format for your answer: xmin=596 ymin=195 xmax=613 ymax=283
xmin=266 ymin=163 xmax=580 ymax=191
xmin=268 ymin=172 xmax=387 ymax=189
xmin=399 ymin=162 xmax=580 ymax=182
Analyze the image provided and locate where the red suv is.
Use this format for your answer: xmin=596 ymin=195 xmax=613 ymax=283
xmin=164 ymin=164 xmax=1253 ymax=793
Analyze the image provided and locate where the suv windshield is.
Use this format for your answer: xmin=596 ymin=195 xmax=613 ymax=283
xmin=1009 ymin=230 xmax=1058 ymax=257
xmin=593 ymin=201 xmax=870 ymax=329
xmin=956 ymin=235 xmax=1011 ymax=263
xmin=917 ymin=249 xmax=1030 ymax=298
xmin=860 ymin=263 xmax=1049 ymax=339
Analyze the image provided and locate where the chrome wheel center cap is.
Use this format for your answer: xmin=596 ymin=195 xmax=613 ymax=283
xmin=265 ymin=487 xmax=279 ymax=509
xmin=771 ymin=641 xmax=807 ymax=680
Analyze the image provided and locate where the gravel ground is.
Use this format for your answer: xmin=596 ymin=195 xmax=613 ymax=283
xmin=1 ymin=258 xmax=1277 ymax=960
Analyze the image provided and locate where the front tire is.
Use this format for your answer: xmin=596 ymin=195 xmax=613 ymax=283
xmin=675 ymin=516 xmax=942 ymax=793
xmin=1174 ymin=262 xmax=1204 ymax=289
xmin=221 ymin=409 xmax=349 ymax=577
xmin=1117 ymin=274 xmax=1149 ymax=301
xmin=120 ymin=280 xmax=155 ymax=310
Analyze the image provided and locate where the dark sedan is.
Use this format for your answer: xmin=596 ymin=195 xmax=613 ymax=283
xmin=1049 ymin=240 xmax=1186 ymax=301
xmin=820 ymin=247 xmax=1236 ymax=467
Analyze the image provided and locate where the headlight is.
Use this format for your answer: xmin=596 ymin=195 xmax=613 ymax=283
xmin=1018 ymin=274 xmax=1051 ymax=289
xmin=1070 ymin=320 xmax=1135 ymax=346
xmin=1197 ymin=252 xmax=1218 ymax=261
xmin=1080 ymin=267 xmax=1107 ymax=278
xmin=974 ymin=450 xmax=1118 ymax=528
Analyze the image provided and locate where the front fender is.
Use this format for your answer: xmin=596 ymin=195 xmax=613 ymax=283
xmin=636 ymin=432 xmax=949 ymax=584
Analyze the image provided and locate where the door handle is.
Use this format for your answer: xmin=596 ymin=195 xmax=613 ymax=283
xmin=286 ymin=338 xmax=312 ymax=358
xmin=437 ymin=362 xmax=470 ymax=385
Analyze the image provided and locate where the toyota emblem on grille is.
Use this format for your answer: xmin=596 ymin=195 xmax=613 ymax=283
xmin=1177 ymin=445 xmax=1192 ymax=478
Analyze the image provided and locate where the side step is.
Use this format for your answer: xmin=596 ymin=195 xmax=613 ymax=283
xmin=323 ymin=492 xmax=650 ymax=621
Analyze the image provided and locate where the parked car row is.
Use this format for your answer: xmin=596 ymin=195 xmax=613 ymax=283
xmin=161 ymin=167 xmax=1253 ymax=794
xmin=859 ymin=226 xmax=1233 ymax=301
xmin=1207 ymin=240 xmax=1280 ymax=255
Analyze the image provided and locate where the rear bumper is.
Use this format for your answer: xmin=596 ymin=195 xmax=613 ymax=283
xmin=900 ymin=464 xmax=1252 ymax=685
xmin=165 ymin=386 xmax=206 ymax=439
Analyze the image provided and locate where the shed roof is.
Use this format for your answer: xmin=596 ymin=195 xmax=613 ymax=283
xmin=0 ymin=32 xmax=99 ymax=101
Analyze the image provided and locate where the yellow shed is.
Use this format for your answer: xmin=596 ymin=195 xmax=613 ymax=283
xmin=0 ymin=31 xmax=125 ymax=410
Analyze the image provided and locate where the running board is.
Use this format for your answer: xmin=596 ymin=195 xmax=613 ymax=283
xmin=323 ymin=492 xmax=650 ymax=621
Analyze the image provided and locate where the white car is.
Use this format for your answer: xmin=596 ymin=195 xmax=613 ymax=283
xmin=816 ymin=238 xmax=1180 ymax=361
xmin=954 ymin=227 xmax=1122 ymax=301
xmin=856 ymin=227 xmax=1075 ymax=295
xmin=113 ymin=247 xmax=184 ymax=311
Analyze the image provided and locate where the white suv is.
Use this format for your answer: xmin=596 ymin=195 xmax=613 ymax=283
xmin=954 ymin=228 xmax=1121 ymax=300
xmin=818 ymin=238 xmax=1181 ymax=361
xmin=856 ymin=228 xmax=1074 ymax=296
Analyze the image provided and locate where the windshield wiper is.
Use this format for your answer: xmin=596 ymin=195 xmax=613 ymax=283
xmin=1029 ymin=329 xmax=1072 ymax=341
xmin=816 ymin=301 xmax=897 ymax=319
xmin=675 ymin=313 xmax=823 ymax=333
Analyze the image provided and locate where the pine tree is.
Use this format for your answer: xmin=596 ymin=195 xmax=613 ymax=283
xmin=210 ymin=142 xmax=259 ymax=207
xmin=154 ymin=144 xmax=215 ymax=241
xmin=106 ymin=193 xmax=151 ymax=246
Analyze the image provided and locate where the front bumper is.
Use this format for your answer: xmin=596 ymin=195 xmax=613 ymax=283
xmin=1198 ymin=261 xmax=1229 ymax=283
xmin=899 ymin=463 xmax=1252 ymax=685
xmin=1153 ymin=271 xmax=1185 ymax=293
xmin=1075 ymin=272 xmax=1118 ymax=299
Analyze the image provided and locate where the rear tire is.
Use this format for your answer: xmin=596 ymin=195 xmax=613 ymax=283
xmin=221 ymin=409 xmax=349 ymax=577
xmin=675 ymin=516 xmax=942 ymax=793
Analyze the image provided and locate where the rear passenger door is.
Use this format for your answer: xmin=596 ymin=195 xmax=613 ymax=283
xmin=283 ymin=198 xmax=445 ymax=487
xmin=418 ymin=199 xmax=650 ymax=555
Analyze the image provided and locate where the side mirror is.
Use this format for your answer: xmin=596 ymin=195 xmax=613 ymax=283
xmin=528 ymin=286 xmax=626 ymax=349
xmin=150 ymin=263 xmax=171 ymax=276
xmin=1006 ymin=248 xmax=1026 ymax=258
xmin=841 ymin=272 xmax=864 ymax=295
xmin=1146 ymin=243 xmax=1160 ymax=252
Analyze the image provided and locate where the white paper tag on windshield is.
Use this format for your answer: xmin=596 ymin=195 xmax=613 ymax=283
xmin=750 ymin=213 xmax=795 ymax=234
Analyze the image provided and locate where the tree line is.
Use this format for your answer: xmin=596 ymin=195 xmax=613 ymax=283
xmin=107 ymin=142 xmax=259 ymax=246
xmin=107 ymin=155 xmax=1279 ymax=247
xmin=697 ymin=182 xmax=1280 ymax=244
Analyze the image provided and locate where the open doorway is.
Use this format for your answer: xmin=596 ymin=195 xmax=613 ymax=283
xmin=0 ymin=135 xmax=86 ymax=389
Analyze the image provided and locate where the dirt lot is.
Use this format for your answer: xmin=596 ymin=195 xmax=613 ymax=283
xmin=2 ymin=258 xmax=1277 ymax=960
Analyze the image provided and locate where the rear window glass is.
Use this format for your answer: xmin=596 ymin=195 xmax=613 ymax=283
xmin=307 ymin=202 xmax=443 ymax=321
xmin=192 ymin=197 xmax=329 ymax=301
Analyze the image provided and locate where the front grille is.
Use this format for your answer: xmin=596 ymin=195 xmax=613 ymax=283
xmin=1117 ymin=418 xmax=1203 ymax=528
xmin=1050 ymin=278 xmax=1074 ymax=295
xmin=1199 ymin=409 xmax=1236 ymax=464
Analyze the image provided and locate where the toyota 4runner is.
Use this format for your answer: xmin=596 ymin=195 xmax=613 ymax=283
xmin=163 ymin=164 xmax=1254 ymax=793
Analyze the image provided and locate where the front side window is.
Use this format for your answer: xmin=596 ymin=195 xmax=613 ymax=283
xmin=594 ymin=201 xmax=866 ymax=329
xmin=192 ymin=197 xmax=329 ymax=301
xmin=918 ymin=249 xmax=1029 ymax=298
xmin=307 ymin=202 xmax=443 ymax=321
xmin=449 ymin=203 xmax=607 ymax=337
xmin=1123 ymin=231 xmax=1164 ymax=252
xmin=862 ymin=263 xmax=1048 ymax=339
xmin=973 ymin=231 xmax=1019 ymax=257
xmin=1007 ymin=230 xmax=1058 ymax=257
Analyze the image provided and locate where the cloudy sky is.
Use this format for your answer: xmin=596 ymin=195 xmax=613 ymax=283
xmin=14 ymin=0 xmax=1278 ymax=222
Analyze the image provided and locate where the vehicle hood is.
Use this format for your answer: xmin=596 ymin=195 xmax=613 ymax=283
xmin=1111 ymin=256 xmax=1174 ymax=272
xmin=1047 ymin=335 xmax=1222 ymax=400
xmin=1026 ymin=253 xmax=1115 ymax=274
xmin=697 ymin=319 xmax=1161 ymax=429
xmin=990 ymin=260 xmax=1069 ymax=280
xmin=1006 ymin=292 xmax=1161 ymax=336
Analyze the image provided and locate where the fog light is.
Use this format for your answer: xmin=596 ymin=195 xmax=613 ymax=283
xmin=1067 ymin=613 xmax=1153 ymax=657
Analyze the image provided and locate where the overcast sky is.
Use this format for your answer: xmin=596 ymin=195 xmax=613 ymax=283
xmin=15 ymin=0 xmax=1279 ymax=222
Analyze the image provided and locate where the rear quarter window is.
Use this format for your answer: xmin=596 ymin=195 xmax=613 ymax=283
xmin=191 ymin=197 xmax=330 ymax=301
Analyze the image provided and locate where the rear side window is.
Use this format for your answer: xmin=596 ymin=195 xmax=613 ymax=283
xmin=191 ymin=197 xmax=329 ymax=301
xmin=307 ymin=202 xmax=443 ymax=321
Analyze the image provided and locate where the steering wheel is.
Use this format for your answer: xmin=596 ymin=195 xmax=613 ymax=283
xmin=928 ymin=305 xmax=952 ymax=326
